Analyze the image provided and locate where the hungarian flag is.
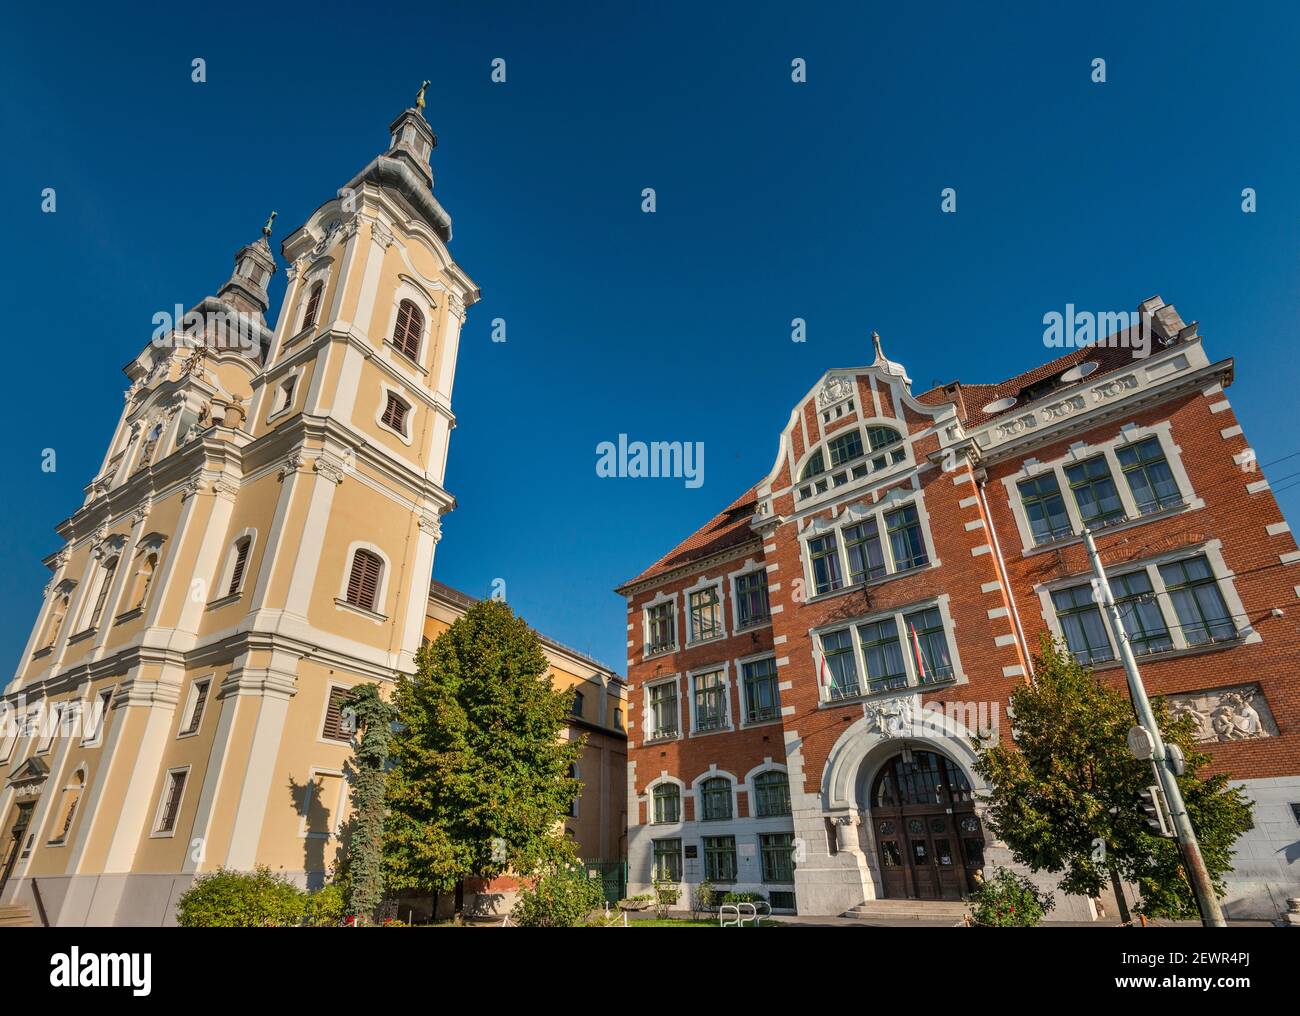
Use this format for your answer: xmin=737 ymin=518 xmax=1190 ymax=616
xmin=813 ymin=648 xmax=834 ymax=692
xmin=909 ymin=623 xmax=928 ymax=683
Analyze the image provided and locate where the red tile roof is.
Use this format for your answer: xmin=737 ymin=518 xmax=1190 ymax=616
xmin=616 ymin=486 xmax=762 ymax=590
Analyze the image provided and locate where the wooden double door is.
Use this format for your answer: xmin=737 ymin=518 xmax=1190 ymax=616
xmin=870 ymin=750 xmax=984 ymax=901
xmin=0 ymin=802 xmax=34 ymax=897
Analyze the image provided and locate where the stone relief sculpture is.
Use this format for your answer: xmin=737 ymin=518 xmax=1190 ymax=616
xmin=1166 ymin=683 xmax=1276 ymax=743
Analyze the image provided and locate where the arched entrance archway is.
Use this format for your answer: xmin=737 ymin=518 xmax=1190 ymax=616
xmin=868 ymin=749 xmax=984 ymax=900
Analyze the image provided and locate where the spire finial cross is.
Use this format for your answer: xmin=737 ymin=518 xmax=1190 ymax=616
xmin=262 ymin=211 xmax=277 ymax=238
xmin=415 ymin=80 xmax=430 ymax=114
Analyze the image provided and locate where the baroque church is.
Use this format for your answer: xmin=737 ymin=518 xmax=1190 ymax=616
xmin=0 ymin=96 xmax=622 ymax=926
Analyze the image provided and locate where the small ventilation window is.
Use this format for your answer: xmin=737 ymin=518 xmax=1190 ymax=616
xmin=380 ymin=392 xmax=411 ymax=436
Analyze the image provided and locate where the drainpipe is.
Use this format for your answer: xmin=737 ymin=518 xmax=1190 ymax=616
xmin=976 ymin=477 xmax=1034 ymax=681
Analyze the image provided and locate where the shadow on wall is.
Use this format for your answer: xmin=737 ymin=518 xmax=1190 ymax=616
xmin=288 ymin=774 xmax=346 ymax=890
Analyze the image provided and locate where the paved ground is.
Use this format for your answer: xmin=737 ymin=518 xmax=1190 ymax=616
xmin=632 ymin=909 xmax=1276 ymax=928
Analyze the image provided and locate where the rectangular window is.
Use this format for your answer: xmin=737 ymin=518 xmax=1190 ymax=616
xmin=734 ymin=571 xmax=770 ymax=628
xmin=37 ymin=704 xmax=64 ymax=753
xmin=884 ymin=505 xmax=928 ymax=570
xmin=155 ymin=769 xmax=188 ymax=834
xmin=321 ymin=686 xmax=356 ymax=742
xmin=180 ymin=679 xmax=210 ymax=736
xmin=652 ymin=785 xmax=680 ymax=824
xmin=1065 ymin=456 xmax=1125 ymax=527
xmin=741 ymin=657 xmax=780 ymax=723
xmin=649 ymin=682 xmax=679 ymax=739
xmin=703 ymin=835 xmax=738 ymax=883
xmin=1117 ymin=437 xmax=1182 ymax=514
xmin=1018 ymin=473 xmax=1073 ymax=544
xmin=821 ymin=629 xmax=859 ymax=698
xmin=692 ymin=671 xmax=727 ymax=732
xmin=844 ymin=519 xmax=886 ymax=584
xmin=903 ymin=606 xmax=955 ymax=683
xmin=760 ymin=833 xmax=796 ymax=883
xmin=856 ymin=618 xmax=908 ymax=693
xmin=753 ymin=773 xmax=791 ymax=817
xmin=828 ymin=430 xmax=863 ymax=466
xmin=1111 ymin=571 xmax=1173 ymax=656
xmin=652 ymin=838 xmax=682 ymax=881
xmin=1051 ymin=584 xmax=1115 ymax=665
xmin=228 ymin=539 xmax=251 ymax=596
xmin=688 ymin=586 xmax=722 ymax=642
xmin=701 ymin=780 xmax=733 ymax=821
xmin=808 ymin=534 xmax=843 ymax=594
xmin=1159 ymin=556 xmax=1237 ymax=645
xmin=645 ymin=601 xmax=675 ymax=653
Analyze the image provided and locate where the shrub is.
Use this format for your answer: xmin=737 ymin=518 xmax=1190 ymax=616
xmin=968 ymin=867 xmax=1055 ymax=927
xmin=176 ymin=867 xmax=306 ymax=928
xmin=651 ymin=877 xmax=681 ymax=919
xmin=303 ymin=884 xmax=347 ymax=927
xmin=692 ymin=879 xmax=715 ymax=919
xmin=510 ymin=864 xmax=606 ymax=927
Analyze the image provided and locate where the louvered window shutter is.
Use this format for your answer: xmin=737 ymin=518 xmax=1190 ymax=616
xmin=228 ymin=540 xmax=250 ymax=596
xmin=393 ymin=300 xmax=424 ymax=360
xmin=346 ymin=550 xmax=382 ymax=611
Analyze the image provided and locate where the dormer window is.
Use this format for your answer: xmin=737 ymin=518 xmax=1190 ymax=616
xmin=380 ymin=392 xmax=411 ymax=436
xmin=302 ymin=281 xmax=324 ymax=331
xmin=392 ymin=299 xmax=425 ymax=361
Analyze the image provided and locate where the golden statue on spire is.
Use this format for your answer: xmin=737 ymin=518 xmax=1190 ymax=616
xmin=415 ymin=80 xmax=430 ymax=114
xmin=262 ymin=211 xmax=277 ymax=238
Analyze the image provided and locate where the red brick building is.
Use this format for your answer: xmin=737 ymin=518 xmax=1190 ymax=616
xmin=615 ymin=296 xmax=1299 ymax=919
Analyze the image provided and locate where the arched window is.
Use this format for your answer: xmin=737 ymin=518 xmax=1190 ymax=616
xmin=227 ymin=537 xmax=252 ymax=597
xmin=345 ymin=549 xmax=383 ymax=612
xmin=872 ymin=750 xmax=972 ymax=808
xmin=799 ymin=449 xmax=826 ymax=480
xmin=87 ymin=556 xmax=119 ymax=629
xmin=867 ymin=425 xmax=902 ymax=450
xmin=700 ymin=777 xmax=733 ymax=821
xmin=391 ymin=299 xmax=424 ymax=361
xmin=302 ymin=281 xmax=324 ymax=330
xmin=752 ymin=771 xmax=791 ymax=817
xmin=380 ymin=392 xmax=411 ymax=436
xmin=652 ymin=783 xmax=680 ymax=824
xmin=129 ymin=552 xmax=158 ymax=610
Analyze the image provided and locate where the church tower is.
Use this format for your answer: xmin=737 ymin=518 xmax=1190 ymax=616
xmin=0 ymin=93 xmax=478 ymax=924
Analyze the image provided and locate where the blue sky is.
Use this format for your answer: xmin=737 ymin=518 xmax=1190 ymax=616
xmin=1 ymin=1 xmax=1296 ymax=678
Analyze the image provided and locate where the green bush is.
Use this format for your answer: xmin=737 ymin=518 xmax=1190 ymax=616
xmin=651 ymin=877 xmax=682 ymax=918
xmin=303 ymin=883 xmax=347 ymax=927
xmin=692 ymin=879 xmax=715 ymax=919
xmin=176 ymin=867 xmax=307 ymax=927
xmin=969 ymin=867 xmax=1055 ymax=927
xmin=510 ymin=865 xmax=606 ymax=928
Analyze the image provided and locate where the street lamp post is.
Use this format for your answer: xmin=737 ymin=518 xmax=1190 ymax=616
xmin=1081 ymin=526 xmax=1226 ymax=928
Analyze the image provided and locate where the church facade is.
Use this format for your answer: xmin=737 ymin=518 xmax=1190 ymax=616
xmin=617 ymin=298 xmax=1300 ymax=920
xmin=0 ymin=98 xmax=624 ymax=927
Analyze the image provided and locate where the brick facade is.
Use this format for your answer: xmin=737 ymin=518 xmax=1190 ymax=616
xmin=617 ymin=297 xmax=1300 ymax=920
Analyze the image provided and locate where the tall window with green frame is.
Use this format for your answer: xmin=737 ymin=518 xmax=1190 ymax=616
xmin=1111 ymin=571 xmax=1172 ymax=655
xmin=884 ymin=504 xmax=928 ymax=570
xmin=741 ymin=657 xmax=779 ymax=723
xmin=1051 ymin=583 xmax=1114 ymax=664
xmin=702 ymin=836 xmax=738 ymax=883
xmin=652 ymin=838 xmax=682 ymax=881
xmin=760 ymin=833 xmax=796 ymax=883
xmin=734 ymin=571 xmax=770 ymax=628
xmin=753 ymin=771 xmax=791 ymax=817
xmin=1117 ymin=437 xmax=1182 ymax=514
xmin=856 ymin=617 xmax=908 ymax=693
xmin=820 ymin=629 xmax=859 ymax=698
xmin=700 ymin=777 xmax=733 ymax=820
xmin=645 ymin=601 xmax=675 ymax=653
xmin=1158 ymin=556 xmax=1236 ymax=645
xmin=808 ymin=533 xmax=842 ymax=594
xmin=688 ymin=586 xmax=722 ymax=642
xmin=903 ymin=606 xmax=954 ymax=683
xmin=652 ymin=783 xmax=680 ymax=824
xmin=1065 ymin=456 xmax=1125 ymax=527
xmin=1018 ymin=473 xmax=1072 ymax=545
xmin=844 ymin=518 xmax=886 ymax=583
xmin=692 ymin=670 xmax=727 ymax=732
xmin=649 ymin=681 xmax=678 ymax=739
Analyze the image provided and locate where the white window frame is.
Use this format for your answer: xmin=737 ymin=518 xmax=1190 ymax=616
xmin=683 ymin=574 xmax=727 ymax=645
xmin=267 ymin=368 xmax=302 ymax=423
xmin=691 ymin=766 xmax=740 ymax=823
xmin=810 ymin=593 xmax=965 ymax=704
xmin=214 ymin=528 xmax=258 ymax=603
xmin=735 ymin=651 xmax=782 ymax=726
xmin=1034 ymin=539 xmax=1257 ymax=661
xmin=686 ymin=662 xmax=732 ymax=737
xmin=375 ymin=384 xmax=415 ymax=445
xmin=728 ymin=558 xmax=771 ymax=632
xmin=641 ymin=590 xmax=679 ymax=659
xmin=642 ymin=673 xmax=682 ymax=742
xmin=743 ymin=760 xmax=792 ymax=819
xmin=177 ymin=675 xmax=214 ymax=739
xmin=151 ymin=765 xmax=192 ymax=838
xmin=645 ymin=775 xmax=686 ymax=828
xmin=800 ymin=490 xmax=937 ymax=600
xmin=35 ymin=702 xmax=64 ymax=754
xmin=334 ymin=541 xmax=391 ymax=621
xmin=382 ymin=279 xmax=436 ymax=373
xmin=80 ymin=685 xmax=116 ymax=747
xmin=317 ymin=682 xmax=358 ymax=747
xmin=793 ymin=419 xmax=914 ymax=505
xmin=1003 ymin=421 xmax=1201 ymax=554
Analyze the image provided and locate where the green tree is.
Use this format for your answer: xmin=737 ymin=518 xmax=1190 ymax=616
xmin=340 ymin=682 xmax=395 ymax=921
xmin=383 ymin=600 xmax=584 ymax=894
xmin=175 ymin=867 xmax=305 ymax=927
xmin=973 ymin=639 xmax=1253 ymax=919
